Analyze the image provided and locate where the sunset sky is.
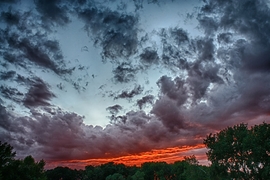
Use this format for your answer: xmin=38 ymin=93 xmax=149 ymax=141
xmin=1 ymin=0 xmax=270 ymax=169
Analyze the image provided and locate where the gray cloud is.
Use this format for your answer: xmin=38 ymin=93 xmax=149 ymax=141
xmin=139 ymin=47 xmax=159 ymax=67
xmin=157 ymin=76 xmax=188 ymax=105
xmin=199 ymin=0 xmax=270 ymax=72
xmin=151 ymin=96 xmax=186 ymax=132
xmin=0 ymin=9 xmax=73 ymax=76
xmin=78 ymin=6 xmax=139 ymax=61
xmin=0 ymin=70 xmax=16 ymax=80
xmin=0 ymin=105 xmax=202 ymax=162
xmin=112 ymin=62 xmax=138 ymax=83
xmin=0 ymin=86 xmax=23 ymax=103
xmin=0 ymin=10 xmax=20 ymax=26
xmin=137 ymin=95 xmax=155 ymax=109
xmin=106 ymin=104 xmax=123 ymax=114
xmin=23 ymin=78 xmax=55 ymax=108
xmin=34 ymin=0 xmax=70 ymax=27
xmin=114 ymin=85 xmax=143 ymax=100
xmin=0 ymin=0 xmax=19 ymax=4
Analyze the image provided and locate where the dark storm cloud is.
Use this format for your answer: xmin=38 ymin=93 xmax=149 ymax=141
xmin=139 ymin=47 xmax=159 ymax=67
xmin=187 ymin=62 xmax=223 ymax=102
xmin=23 ymin=78 xmax=55 ymax=108
xmin=199 ymin=0 xmax=270 ymax=71
xmin=0 ymin=104 xmax=27 ymax=145
xmin=114 ymin=85 xmax=143 ymax=100
xmin=5 ymin=35 xmax=69 ymax=75
xmin=0 ymin=10 xmax=20 ymax=25
xmin=112 ymin=62 xmax=138 ymax=83
xmin=34 ymin=0 xmax=70 ymax=27
xmin=172 ymin=0 xmax=270 ymax=128
xmin=12 ymin=38 xmax=59 ymax=71
xmin=169 ymin=27 xmax=189 ymax=46
xmin=0 ymin=0 xmax=19 ymax=4
xmin=217 ymin=33 xmax=233 ymax=44
xmin=157 ymin=76 xmax=188 ymax=106
xmin=132 ymin=0 xmax=163 ymax=11
xmin=78 ymin=5 xmax=139 ymax=61
xmin=147 ymin=0 xmax=270 ymax=131
xmin=15 ymin=75 xmax=36 ymax=85
xmin=137 ymin=95 xmax=155 ymax=109
xmin=151 ymin=96 xmax=186 ymax=132
xmin=0 ymin=70 xmax=16 ymax=80
xmin=158 ymin=28 xmax=194 ymax=72
xmin=197 ymin=16 xmax=218 ymax=35
xmin=0 ymin=86 xmax=23 ymax=103
xmin=0 ymin=8 xmax=74 ymax=76
xmin=106 ymin=104 xmax=123 ymax=114
xmin=0 ymin=105 xmax=202 ymax=161
xmin=195 ymin=38 xmax=215 ymax=61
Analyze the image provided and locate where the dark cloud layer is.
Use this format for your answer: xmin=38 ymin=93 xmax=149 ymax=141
xmin=106 ymin=104 xmax=123 ymax=115
xmin=34 ymin=0 xmax=70 ymax=27
xmin=137 ymin=95 xmax=155 ymax=109
xmin=0 ymin=0 xmax=270 ymax=167
xmin=78 ymin=5 xmax=139 ymax=61
xmin=0 ymin=9 xmax=73 ymax=76
xmin=0 ymin=105 xmax=201 ymax=161
xmin=112 ymin=62 xmax=138 ymax=83
xmin=114 ymin=85 xmax=143 ymax=100
xmin=23 ymin=78 xmax=55 ymax=108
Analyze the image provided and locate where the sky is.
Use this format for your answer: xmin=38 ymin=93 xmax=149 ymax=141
xmin=0 ymin=0 xmax=270 ymax=169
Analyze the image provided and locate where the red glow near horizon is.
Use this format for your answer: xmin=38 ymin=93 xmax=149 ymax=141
xmin=45 ymin=144 xmax=209 ymax=169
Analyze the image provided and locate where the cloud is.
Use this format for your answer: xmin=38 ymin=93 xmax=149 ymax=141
xmin=23 ymin=78 xmax=55 ymax=108
xmin=139 ymin=47 xmax=159 ymax=67
xmin=137 ymin=95 xmax=155 ymax=109
xmin=112 ymin=62 xmax=138 ymax=83
xmin=106 ymin=104 xmax=123 ymax=114
xmin=199 ymin=0 xmax=270 ymax=72
xmin=0 ymin=105 xmax=203 ymax=162
xmin=0 ymin=9 xmax=73 ymax=76
xmin=195 ymin=38 xmax=215 ymax=62
xmin=34 ymin=0 xmax=70 ymax=27
xmin=0 ymin=70 xmax=16 ymax=80
xmin=151 ymin=96 xmax=186 ymax=132
xmin=0 ymin=10 xmax=20 ymax=26
xmin=0 ymin=86 xmax=23 ymax=103
xmin=78 ymin=5 xmax=139 ymax=61
xmin=114 ymin=85 xmax=143 ymax=100
xmin=157 ymin=76 xmax=188 ymax=106
xmin=0 ymin=0 xmax=19 ymax=4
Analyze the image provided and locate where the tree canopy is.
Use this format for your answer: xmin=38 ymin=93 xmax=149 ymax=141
xmin=0 ymin=141 xmax=46 ymax=180
xmin=204 ymin=122 xmax=270 ymax=179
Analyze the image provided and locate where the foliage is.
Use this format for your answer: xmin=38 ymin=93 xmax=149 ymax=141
xmin=204 ymin=122 xmax=270 ymax=180
xmin=106 ymin=173 xmax=125 ymax=180
xmin=0 ymin=141 xmax=47 ymax=180
xmin=45 ymin=166 xmax=83 ymax=180
xmin=44 ymin=157 xmax=210 ymax=180
xmin=0 ymin=141 xmax=16 ymax=168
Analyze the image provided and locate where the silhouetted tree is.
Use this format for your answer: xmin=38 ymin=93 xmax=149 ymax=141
xmin=204 ymin=123 xmax=270 ymax=179
xmin=0 ymin=141 xmax=46 ymax=180
xmin=46 ymin=166 xmax=82 ymax=180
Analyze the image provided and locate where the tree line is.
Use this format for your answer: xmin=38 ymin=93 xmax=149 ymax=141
xmin=0 ymin=122 xmax=269 ymax=180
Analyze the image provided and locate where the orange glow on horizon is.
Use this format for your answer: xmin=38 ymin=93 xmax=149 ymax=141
xmin=45 ymin=144 xmax=209 ymax=169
